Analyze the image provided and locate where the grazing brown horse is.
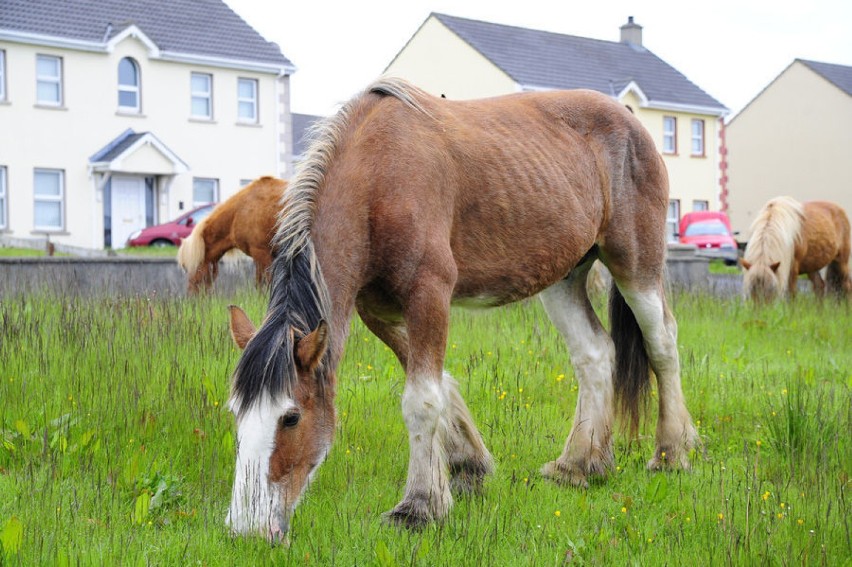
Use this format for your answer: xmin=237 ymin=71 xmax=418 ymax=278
xmin=741 ymin=196 xmax=852 ymax=301
xmin=225 ymin=78 xmax=696 ymax=542
xmin=177 ymin=176 xmax=286 ymax=293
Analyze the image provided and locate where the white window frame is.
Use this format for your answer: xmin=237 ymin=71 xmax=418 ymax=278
xmin=118 ymin=57 xmax=141 ymax=113
xmin=190 ymin=72 xmax=213 ymax=119
xmin=667 ymin=199 xmax=680 ymax=242
xmin=662 ymin=116 xmax=677 ymax=154
xmin=34 ymin=169 xmax=65 ymax=231
xmin=0 ymin=50 xmax=6 ymax=102
xmin=237 ymin=78 xmax=258 ymax=123
xmin=692 ymin=200 xmax=709 ymax=212
xmin=0 ymin=166 xmax=7 ymax=230
xmin=691 ymin=119 xmax=705 ymax=156
xmin=192 ymin=177 xmax=218 ymax=207
xmin=36 ymin=54 xmax=63 ymax=106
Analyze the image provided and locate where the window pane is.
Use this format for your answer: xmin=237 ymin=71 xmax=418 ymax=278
xmin=37 ymin=56 xmax=59 ymax=77
xmin=192 ymin=97 xmax=210 ymax=117
xmin=119 ymin=90 xmax=138 ymax=108
xmin=238 ymin=101 xmax=255 ymax=119
xmin=191 ymin=74 xmax=210 ymax=93
xmin=238 ymin=79 xmax=255 ymax=98
xmin=118 ymin=58 xmax=138 ymax=86
xmin=37 ymin=81 xmax=60 ymax=103
xmin=35 ymin=201 xmax=61 ymax=227
xmin=35 ymin=171 xmax=61 ymax=196
xmin=0 ymin=51 xmax=5 ymax=100
xmin=193 ymin=179 xmax=217 ymax=204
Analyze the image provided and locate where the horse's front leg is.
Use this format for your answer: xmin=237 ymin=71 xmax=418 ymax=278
xmin=385 ymin=272 xmax=454 ymax=529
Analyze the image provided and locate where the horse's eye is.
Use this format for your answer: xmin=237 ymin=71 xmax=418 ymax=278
xmin=280 ymin=412 xmax=301 ymax=428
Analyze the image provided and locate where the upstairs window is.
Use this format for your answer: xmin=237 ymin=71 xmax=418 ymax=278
xmin=691 ymin=119 xmax=705 ymax=156
xmin=662 ymin=116 xmax=677 ymax=154
xmin=693 ymin=200 xmax=709 ymax=211
xmin=191 ymin=72 xmax=212 ymax=119
xmin=0 ymin=50 xmax=6 ymax=102
xmin=34 ymin=169 xmax=65 ymax=230
xmin=118 ymin=57 xmax=141 ymax=112
xmin=237 ymin=78 xmax=258 ymax=123
xmin=36 ymin=54 xmax=63 ymax=106
xmin=192 ymin=177 xmax=218 ymax=207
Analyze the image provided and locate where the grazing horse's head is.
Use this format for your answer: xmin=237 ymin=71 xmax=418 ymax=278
xmin=740 ymin=259 xmax=782 ymax=302
xmin=225 ymin=305 xmax=334 ymax=544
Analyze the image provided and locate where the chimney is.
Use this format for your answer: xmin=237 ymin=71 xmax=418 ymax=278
xmin=620 ymin=16 xmax=642 ymax=46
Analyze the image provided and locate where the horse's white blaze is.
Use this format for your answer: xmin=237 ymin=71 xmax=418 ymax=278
xmin=227 ymin=395 xmax=294 ymax=536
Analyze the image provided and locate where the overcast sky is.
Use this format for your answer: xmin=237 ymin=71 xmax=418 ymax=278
xmin=224 ymin=0 xmax=852 ymax=119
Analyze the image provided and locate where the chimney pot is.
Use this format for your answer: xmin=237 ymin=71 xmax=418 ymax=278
xmin=620 ymin=17 xmax=643 ymax=46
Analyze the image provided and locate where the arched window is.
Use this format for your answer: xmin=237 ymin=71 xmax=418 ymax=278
xmin=118 ymin=57 xmax=140 ymax=112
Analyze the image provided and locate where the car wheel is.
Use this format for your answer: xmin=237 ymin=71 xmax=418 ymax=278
xmin=150 ymin=239 xmax=174 ymax=247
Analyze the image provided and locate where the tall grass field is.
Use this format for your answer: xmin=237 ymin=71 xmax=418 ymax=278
xmin=0 ymin=289 xmax=849 ymax=565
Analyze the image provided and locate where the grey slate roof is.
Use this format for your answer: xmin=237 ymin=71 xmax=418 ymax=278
xmin=432 ymin=13 xmax=725 ymax=111
xmin=799 ymin=59 xmax=852 ymax=96
xmin=0 ymin=0 xmax=291 ymax=68
xmin=89 ymin=129 xmax=146 ymax=163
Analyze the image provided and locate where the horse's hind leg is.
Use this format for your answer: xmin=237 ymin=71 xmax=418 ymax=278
xmin=357 ymin=303 xmax=493 ymax=495
xmin=807 ymin=270 xmax=825 ymax=297
xmin=615 ymin=282 xmax=697 ymax=470
xmin=539 ymin=260 xmax=615 ymax=488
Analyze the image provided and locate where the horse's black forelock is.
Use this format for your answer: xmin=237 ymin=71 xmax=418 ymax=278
xmin=231 ymin=246 xmax=329 ymax=417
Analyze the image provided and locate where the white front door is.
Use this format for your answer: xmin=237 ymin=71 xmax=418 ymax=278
xmin=111 ymin=176 xmax=146 ymax=248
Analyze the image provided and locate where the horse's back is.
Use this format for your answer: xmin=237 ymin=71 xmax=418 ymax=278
xmin=347 ymin=85 xmax=669 ymax=301
xmin=801 ymin=201 xmax=851 ymax=271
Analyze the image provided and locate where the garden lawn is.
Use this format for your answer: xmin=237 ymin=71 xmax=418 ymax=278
xmin=0 ymin=290 xmax=849 ymax=565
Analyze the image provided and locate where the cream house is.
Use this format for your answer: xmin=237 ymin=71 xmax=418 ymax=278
xmin=384 ymin=14 xmax=729 ymax=240
xmin=725 ymin=59 xmax=852 ymax=238
xmin=0 ymin=0 xmax=295 ymax=249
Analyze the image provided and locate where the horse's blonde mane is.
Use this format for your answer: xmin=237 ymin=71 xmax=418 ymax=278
xmin=744 ymin=196 xmax=804 ymax=279
xmin=273 ymin=77 xmax=432 ymax=262
xmin=176 ymin=213 xmax=211 ymax=275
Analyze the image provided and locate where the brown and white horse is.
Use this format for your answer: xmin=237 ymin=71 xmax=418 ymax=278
xmin=177 ymin=176 xmax=286 ymax=294
xmin=225 ymin=78 xmax=697 ymax=542
xmin=741 ymin=196 xmax=852 ymax=301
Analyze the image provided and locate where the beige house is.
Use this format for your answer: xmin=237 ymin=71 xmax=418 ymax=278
xmin=725 ymin=59 xmax=852 ymax=238
xmin=0 ymin=0 xmax=295 ymax=249
xmin=385 ymin=14 xmax=729 ymax=240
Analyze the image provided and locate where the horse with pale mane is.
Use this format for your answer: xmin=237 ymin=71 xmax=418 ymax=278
xmin=224 ymin=77 xmax=697 ymax=543
xmin=177 ymin=176 xmax=286 ymax=294
xmin=741 ymin=196 xmax=851 ymax=301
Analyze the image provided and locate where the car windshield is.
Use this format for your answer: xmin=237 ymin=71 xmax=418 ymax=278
xmin=684 ymin=220 xmax=729 ymax=237
xmin=185 ymin=205 xmax=214 ymax=225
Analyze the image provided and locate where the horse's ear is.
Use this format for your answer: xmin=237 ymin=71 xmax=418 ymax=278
xmin=739 ymin=258 xmax=751 ymax=271
xmin=295 ymin=321 xmax=329 ymax=373
xmin=769 ymin=262 xmax=781 ymax=273
xmin=228 ymin=305 xmax=257 ymax=350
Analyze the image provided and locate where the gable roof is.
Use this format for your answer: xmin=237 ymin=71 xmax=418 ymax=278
xmin=0 ymin=0 xmax=292 ymax=71
xmin=90 ymin=128 xmax=188 ymax=174
xmin=799 ymin=59 xmax=852 ymax=96
xmin=431 ymin=13 xmax=726 ymax=114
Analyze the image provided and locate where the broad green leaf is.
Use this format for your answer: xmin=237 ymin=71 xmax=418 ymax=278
xmin=1 ymin=516 xmax=23 ymax=555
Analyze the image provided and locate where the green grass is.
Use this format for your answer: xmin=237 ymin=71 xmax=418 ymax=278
xmin=0 ymin=247 xmax=69 ymax=258
xmin=116 ymin=245 xmax=179 ymax=257
xmin=0 ymin=290 xmax=849 ymax=565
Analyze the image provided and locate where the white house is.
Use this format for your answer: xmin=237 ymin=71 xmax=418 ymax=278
xmin=0 ymin=0 xmax=295 ymax=249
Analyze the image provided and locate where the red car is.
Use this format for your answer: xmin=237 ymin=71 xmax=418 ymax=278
xmin=126 ymin=204 xmax=214 ymax=247
xmin=678 ymin=211 xmax=739 ymax=265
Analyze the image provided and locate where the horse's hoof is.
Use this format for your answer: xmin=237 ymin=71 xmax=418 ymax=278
xmin=540 ymin=460 xmax=589 ymax=488
xmin=382 ymin=500 xmax=433 ymax=530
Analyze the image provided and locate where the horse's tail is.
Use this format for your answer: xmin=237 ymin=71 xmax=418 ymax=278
xmin=609 ymin=283 xmax=650 ymax=436
xmin=221 ymin=248 xmax=249 ymax=271
xmin=177 ymin=219 xmax=207 ymax=276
